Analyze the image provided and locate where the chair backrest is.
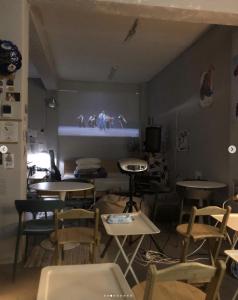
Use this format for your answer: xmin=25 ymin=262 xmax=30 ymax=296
xmin=49 ymin=149 xmax=61 ymax=181
xmin=56 ymin=208 xmax=97 ymax=220
xmin=187 ymin=205 xmax=231 ymax=236
xmin=55 ymin=208 xmax=99 ymax=241
xmin=15 ymin=199 xmax=65 ymax=216
xmin=143 ymin=260 xmax=226 ymax=300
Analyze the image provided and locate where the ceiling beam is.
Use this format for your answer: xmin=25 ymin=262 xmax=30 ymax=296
xmin=94 ymin=0 xmax=238 ymax=26
xmin=28 ymin=0 xmax=238 ymax=26
xmin=29 ymin=5 xmax=58 ymax=90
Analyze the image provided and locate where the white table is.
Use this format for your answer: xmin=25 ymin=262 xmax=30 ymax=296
xmin=225 ymin=250 xmax=238 ymax=300
xmin=212 ymin=213 xmax=238 ymax=250
xmin=176 ymin=180 xmax=226 ymax=189
xmin=177 ymin=181 xmax=227 ymax=223
xmin=31 ymin=182 xmax=95 ymax=250
xmin=37 ymin=263 xmax=135 ymax=300
xmin=101 ymin=211 xmax=160 ymax=284
xmin=30 ymin=181 xmax=94 ymax=201
xmin=28 ymin=171 xmax=47 ymax=181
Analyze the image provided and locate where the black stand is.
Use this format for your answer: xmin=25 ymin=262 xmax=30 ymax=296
xmin=101 ymin=172 xmax=164 ymax=258
xmin=101 ymin=173 xmax=137 ymax=258
xmin=123 ymin=173 xmax=138 ymax=213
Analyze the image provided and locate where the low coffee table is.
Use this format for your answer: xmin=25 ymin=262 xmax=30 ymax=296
xmin=101 ymin=211 xmax=160 ymax=284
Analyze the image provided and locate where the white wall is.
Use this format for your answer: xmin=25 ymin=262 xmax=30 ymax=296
xmin=0 ymin=0 xmax=29 ymax=263
xmin=148 ymin=26 xmax=231 ymax=186
xmin=28 ymin=79 xmax=58 ymax=157
xmin=229 ymin=29 xmax=238 ymax=193
xmin=28 ymin=79 xmax=46 ymax=131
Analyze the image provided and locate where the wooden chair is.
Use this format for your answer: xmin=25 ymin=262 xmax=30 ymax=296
xmin=176 ymin=205 xmax=231 ymax=264
xmin=178 ymin=187 xmax=212 ymax=224
xmin=54 ymin=208 xmax=100 ymax=264
xmin=132 ymin=260 xmax=226 ymax=300
xmin=13 ymin=199 xmax=65 ymax=281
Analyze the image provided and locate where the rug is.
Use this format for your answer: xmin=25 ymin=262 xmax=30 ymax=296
xmin=24 ymin=243 xmax=104 ymax=268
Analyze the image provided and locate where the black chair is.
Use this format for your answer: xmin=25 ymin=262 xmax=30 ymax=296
xmin=135 ymin=174 xmax=171 ymax=221
xmin=13 ymin=199 xmax=65 ymax=281
xmin=48 ymin=149 xmax=61 ymax=181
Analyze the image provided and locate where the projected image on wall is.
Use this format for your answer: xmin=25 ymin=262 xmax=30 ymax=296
xmin=58 ymin=90 xmax=139 ymax=137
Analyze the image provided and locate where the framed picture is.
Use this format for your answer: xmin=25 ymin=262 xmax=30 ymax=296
xmin=0 ymin=120 xmax=18 ymax=143
xmin=199 ymin=65 xmax=215 ymax=108
xmin=177 ymin=130 xmax=190 ymax=152
xmin=3 ymin=153 xmax=14 ymax=168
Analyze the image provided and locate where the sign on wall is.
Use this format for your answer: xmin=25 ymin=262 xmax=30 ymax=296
xmin=0 ymin=120 xmax=18 ymax=143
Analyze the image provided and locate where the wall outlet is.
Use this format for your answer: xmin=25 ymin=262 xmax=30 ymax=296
xmin=195 ymin=171 xmax=202 ymax=180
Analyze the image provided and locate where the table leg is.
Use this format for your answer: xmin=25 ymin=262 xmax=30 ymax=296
xmin=232 ymin=232 xmax=238 ymax=249
xmin=232 ymin=288 xmax=238 ymax=300
xmin=225 ymin=232 xmax=238 ymax=263
xmin=114 ymin=235 xmax=143 ymax=284
xmin=114 ymin=235 xmax=128 ymax=263
xmin=124 ymin=235 xmax=144 ymax=277
xmin=59 ymin=191 xmax=66 ymax=201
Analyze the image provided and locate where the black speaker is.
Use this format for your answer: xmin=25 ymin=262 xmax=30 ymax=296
xmin=145 ymin=126 xmax=161 ymax=153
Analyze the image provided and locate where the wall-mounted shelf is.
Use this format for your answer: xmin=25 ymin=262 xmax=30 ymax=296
xmin=0 ymin=118 xmax=22 ymax=122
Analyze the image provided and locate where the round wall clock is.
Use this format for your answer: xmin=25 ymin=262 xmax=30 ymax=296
xmin=0 ymin=40 xmax=22 ymax=77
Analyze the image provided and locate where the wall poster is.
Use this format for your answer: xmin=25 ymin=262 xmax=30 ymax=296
xmin=177 ymin=130 xmax=190 ymax=152
xmin=0 ymin=120 xmax=18 ymax=143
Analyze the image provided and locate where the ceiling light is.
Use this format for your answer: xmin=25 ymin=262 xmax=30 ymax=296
xmin=46 ymin=97 xmax=57 ymax=109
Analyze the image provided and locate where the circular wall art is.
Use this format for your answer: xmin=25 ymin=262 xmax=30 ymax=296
xmin=0 ymin=40 xmax=22 ymax=77
xmin=199 ymin=65 xmax=215 ymax=108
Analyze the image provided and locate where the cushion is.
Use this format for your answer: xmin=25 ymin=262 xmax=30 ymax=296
xmin=75 ymin=158 xmax=101 ymax=165
xmin=74 ymin=167 xmax=107 ymax=179
xmin=75 ymin=164 xmax=101 ymax=171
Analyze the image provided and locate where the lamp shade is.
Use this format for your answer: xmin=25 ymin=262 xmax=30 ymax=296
xmin=46 ymin=97 xmax=57 ymax=109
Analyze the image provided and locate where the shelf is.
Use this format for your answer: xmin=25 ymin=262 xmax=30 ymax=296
xmin=0 ymin=118 xmax=22 ymax=121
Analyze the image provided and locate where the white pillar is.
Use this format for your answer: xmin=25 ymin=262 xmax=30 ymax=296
xmin=0 ymin=0 xmax=29 ymax=263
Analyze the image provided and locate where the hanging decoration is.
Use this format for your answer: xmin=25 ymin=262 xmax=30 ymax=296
xmin=177 ymin=130 xmax=190 ymax=152
xmin=0 ymin=40 xmax=22 ymax=77
xmin=199 ymin=65 xmax=215 ymax=108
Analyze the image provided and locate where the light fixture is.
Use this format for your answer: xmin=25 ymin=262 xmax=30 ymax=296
xmin=108 ymin=65 xmax=118 ymax=80
xmin=46 ymin=97 xmax=57 ymax=109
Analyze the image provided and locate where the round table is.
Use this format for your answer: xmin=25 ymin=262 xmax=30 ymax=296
xmin=30 ymin=181 xmax=95 ymax=251
xmin=30 ymin=181 xmax=94 ymax=201
xmin=176 ymin=180 xmax=226 ymax=189
xmin=176 ymin=181 xmax=227 ymax=224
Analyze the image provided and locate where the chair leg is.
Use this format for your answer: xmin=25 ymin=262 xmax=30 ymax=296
xmin=92 ymin=243 xmax=97 ymax=263
xmin=179 ymin=198 xmax=184 ymax=224
xmin=12 ymin=233 xmax=21 ymax=282
xmin=89 ymin=243 xmax=93 ymax=263
xmin=181 ymin=237 xmax=190 ymax=262
xmin=207 ymin=239 xmax=215 ymax=266
xmin=24 ymin=235 xmax=29 ymax=263
xmin=57 ymin=244 xmax=63 ymax=265
xmin=53 ymin=244 xmax=58 ymax=265
xmin=213 ymin=238 xmax=223 ymax=264
xmin=61 ymin=245 xmax=64 ymax=262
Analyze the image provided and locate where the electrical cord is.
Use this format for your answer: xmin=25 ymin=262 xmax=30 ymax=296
xmin=133 ymin=200 xmax=231 ymax=266
xmin=132 ymin=247 xmax=209 ymax=267
xmin=125 ymin=199 xmax=231 ymax=267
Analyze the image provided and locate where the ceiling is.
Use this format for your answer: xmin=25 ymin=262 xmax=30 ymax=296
xmin=29 ymin=0 xmax=209 ymax=85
